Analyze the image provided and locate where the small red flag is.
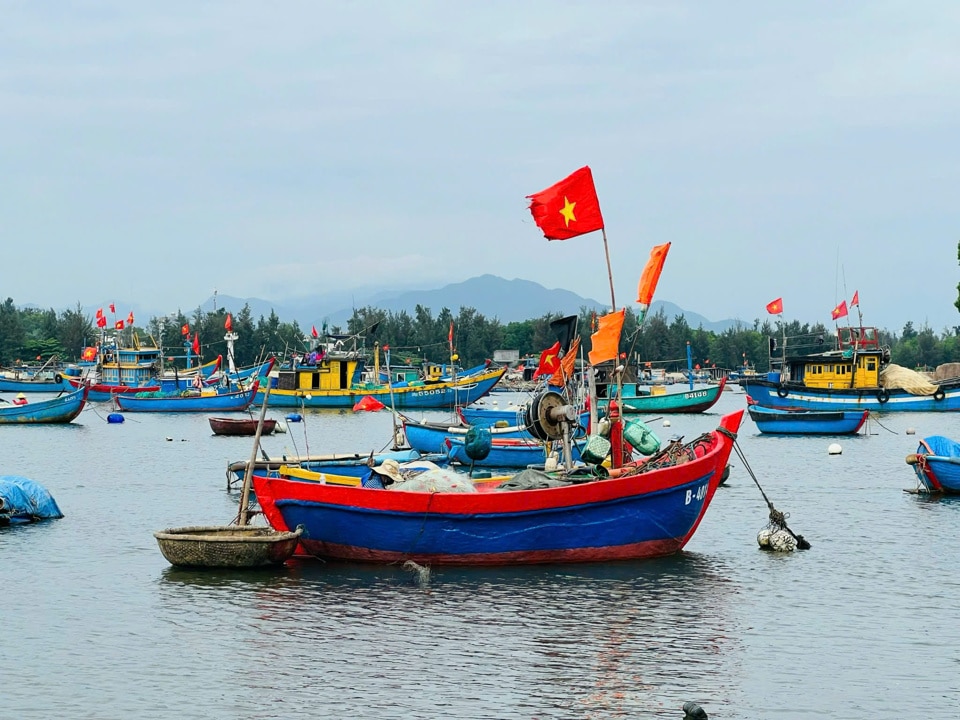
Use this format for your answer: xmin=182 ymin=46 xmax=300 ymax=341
xmin=311 ymin=325 xmax=318 ymax=338
xmin=96 ymin=308 xmax=103 ymax=319
xmin=109 ymin=303 xmax=115 ymax=313
xmin=96 ymin=315 xmax=107 ymax=328
xmin=224 ymin=314 xmax=233 ymax=331
xmin=192 ymin=334 xmax=200 ymax=355
xmin=181 ymin=323 xmax=190 ymax=336
xmin=831 ymin=300 xmax=848 ymax=321
xmin=527 ymin=166 xmax=605 ymax=241
xmin=448 ymin=321 xmax=454 ymax=344
xmin=127 ymin=312 xmax=134 ymax=325
xmin=533 ymin=341 xmax=562 ymax=379
xmin=851 ymin=291 xmax=859 ymax=307
xmin=115 ymin=320 xmax=124 ymax=330
xmin=766 ymin=298 xmax=783 ymax=315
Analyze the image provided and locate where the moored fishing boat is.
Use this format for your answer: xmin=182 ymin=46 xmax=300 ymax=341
xmin=602 ymin=378 xmax=727 ymax=414
xmin=0 ymin=385 xmax=89 ymax=424
xmin=905 ymin=436 xmax=960 ymax=494
xmin=743 ymin=324 xmax=960 ymax=412
xmin=254 ymin=346 xmax=504 ymax=409
xmin=444 ymin=435 xmax=586 ymax=468
xmin=209 ymin=416 xmax=278 ymax=436
xmin=114 ymin=380 xmax=260 ymax=413
xmin=251 ymin=409 xmax=743 ymax=565
xmin=747 ymin=402 xmax=869 ymax=435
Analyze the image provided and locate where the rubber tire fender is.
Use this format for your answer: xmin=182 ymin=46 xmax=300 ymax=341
xmin=933 ymin=387 xmax=945 ymax=401
xmin=877 ymin=388 xmax=889 ymax=404
xmin=54 ymin=373 xmax=63 ymax=383
xmin=776 ymin=386 xmax=789 ymax=399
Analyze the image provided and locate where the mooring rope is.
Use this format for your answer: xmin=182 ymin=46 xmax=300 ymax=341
xmin=718 ymin=426 xmax=811 ymax=549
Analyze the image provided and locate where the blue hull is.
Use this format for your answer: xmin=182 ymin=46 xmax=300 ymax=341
xmin=114 ymin=383 xmax=258 ymax=413
xmin=252 ymin=410 xmax=743 ymax=565
xmin=0 ymin=376 xmax=65 ymax=393
xmin=255 ymin=368 xmax=504 ymax=409
xmin=743 ymin=379 xmax=960 ymax=412
xmin=446 ymin=437 xmax=585 ymax=468
xmin=748 ymin=406 xmax=868 ymax=434
xmin=910 ymin=436 xmax=960 ymax=493
xmin=0 ymin=386 xmax=89 ymax=424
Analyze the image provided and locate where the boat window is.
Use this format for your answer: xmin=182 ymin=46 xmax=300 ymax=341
xmin=867 ymin=360 xmax=876 ymax=371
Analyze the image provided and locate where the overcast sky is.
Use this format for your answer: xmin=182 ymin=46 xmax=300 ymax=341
xmin=2 ymin=2 xmax=958 ymax=333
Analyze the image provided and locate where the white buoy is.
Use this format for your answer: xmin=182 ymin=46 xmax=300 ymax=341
xmin=828 ymin=443 xmax=842 ymax=455
xmin=663 ymin=419 xmax=672 ymax=427
xmin=906 ymin=427 xmax=916 ymax=435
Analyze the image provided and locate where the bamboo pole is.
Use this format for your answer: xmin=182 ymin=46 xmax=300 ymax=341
xmin=601 ymin=228 xmax=616 ymax=311
xmin=237 ymin=381 xmax=272 ymax=526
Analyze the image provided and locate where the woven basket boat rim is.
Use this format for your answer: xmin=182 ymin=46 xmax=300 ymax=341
xmin=153 ymin=525 xmax=302 ymax=543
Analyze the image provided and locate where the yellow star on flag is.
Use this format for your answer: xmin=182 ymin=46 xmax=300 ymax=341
xmin=559 ymin=196 xmax=577 ymax=227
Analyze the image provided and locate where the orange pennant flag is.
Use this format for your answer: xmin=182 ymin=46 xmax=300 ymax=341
xmin=588 ymin=308 xmax=626 ymax=365
xmin=548 ymin=336 xmax=581 ymax=387
xmin=636 ymin=243 xmax=671 ymax=307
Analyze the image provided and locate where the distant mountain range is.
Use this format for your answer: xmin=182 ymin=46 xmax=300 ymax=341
xmin=80 ymin=275 xmax=744 ymax=334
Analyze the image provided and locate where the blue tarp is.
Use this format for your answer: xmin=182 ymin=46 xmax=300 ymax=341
xmin=0 ymin=475 xmax=64 ymax=524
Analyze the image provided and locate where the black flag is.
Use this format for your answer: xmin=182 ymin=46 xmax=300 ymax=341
xmin=549 ymin=315 xmax=579 ymax=353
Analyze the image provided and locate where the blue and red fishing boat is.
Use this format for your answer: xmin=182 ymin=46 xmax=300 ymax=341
xmin=252 ymin=409 xmax=743 ymax=566
xmin=906 ymin=436 xmax=960 ymax=494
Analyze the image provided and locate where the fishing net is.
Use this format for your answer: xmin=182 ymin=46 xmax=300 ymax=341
xmin=879 ymin=364 xmax=938 ymax=395
xmin=391 ymin=468 xmax=478 ymax=493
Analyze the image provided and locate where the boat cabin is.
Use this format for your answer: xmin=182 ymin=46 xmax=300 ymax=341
xmin=781 ymin=326 xmax=886 ymax=390
xmin=275 ymin=350 xmax=366 ymax=392
xmin=98 ymin=336 xmax=162 ymax=386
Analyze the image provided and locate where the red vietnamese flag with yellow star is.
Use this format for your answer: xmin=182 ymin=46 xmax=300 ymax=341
xmin=533 ymin=341 xmax=562 ymax=379
xmin=527 ymin=166 xmax=605 ymax=240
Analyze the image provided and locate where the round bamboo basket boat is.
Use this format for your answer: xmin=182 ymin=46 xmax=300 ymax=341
xmin=154 ymin=525 xmax=302 ymax=568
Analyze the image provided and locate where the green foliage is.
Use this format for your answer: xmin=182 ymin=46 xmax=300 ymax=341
xmin=0 ymin=297 xmax=957 ymax=373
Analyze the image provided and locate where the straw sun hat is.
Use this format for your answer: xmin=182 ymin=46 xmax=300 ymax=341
xmin=371 ymin=458 xmax=404 ymax=485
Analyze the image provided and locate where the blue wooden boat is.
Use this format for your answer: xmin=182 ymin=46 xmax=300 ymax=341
xmin=0 ymin=385 xmax=89 ymax=424
xmin=0 ymin=368 xmax=67 ymax=393
xmin=402 ymin=408 xmax=590 ymax=455
xmin=906 ymin=436 xmax=960 ymax=494
xmin=445 ymin=435 xmax=585 ymax=468
xmin=254 ymin=349 xmax=504 ymax=409
xmin=743 ymin=324 xmax=960 ymax=412
xmin=251 ymin=410 xmax=743 ymax=565
xmin=113 ymin=380 xmax=259 ymax=413
xmin=747 ymin=403 xmax=869 ymax=435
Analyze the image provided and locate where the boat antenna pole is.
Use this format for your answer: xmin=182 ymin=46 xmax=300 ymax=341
xmin=384 ymin=344 xmax=402 ymax=449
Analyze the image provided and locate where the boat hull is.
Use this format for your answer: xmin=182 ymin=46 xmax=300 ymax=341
xmin=252 ymin=410 xmax=743 ymax=565
xmin=255 ymin=367 xmax=504 ymax=409
xmin=742 ymin=378 xmax=960 ymax=412
xmin=0 ymin=385 xmax=89 ymax=424
xmin=209 ymin=417 xmax=278 ymax=436
xmin=748 ymin=406 xmax=869 ymax=435
xmin=605 ymin=378 xmax=726 ymax=414
xmin=445 ymin=436 xmax=584 ymax=468
xmin=910 ymin=436 xmax=960 ymax=493
xmin=114 ymin=381 xmax=259 ymax=413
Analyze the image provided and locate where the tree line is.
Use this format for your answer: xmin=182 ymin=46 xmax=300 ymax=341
xmin=1 ymin=297 xmax=957 ymax=374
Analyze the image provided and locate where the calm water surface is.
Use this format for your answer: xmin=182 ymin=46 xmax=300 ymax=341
xmin=2 ymin=391 xmax=959 ymax=719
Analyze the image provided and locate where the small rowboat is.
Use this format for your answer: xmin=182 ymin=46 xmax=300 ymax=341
xmin=747 ymin=404 xmax=869 ymax=435
xmin=209 ymin=416 xmax=278 ymax=436
xmin=153 ymin=525 xmax=302 ymax=567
